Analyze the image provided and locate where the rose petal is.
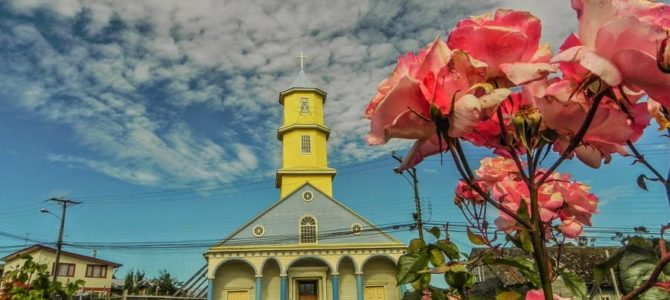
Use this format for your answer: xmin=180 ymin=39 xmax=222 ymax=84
xmin=500 ymin=62 xmax=557 ymax=85
xmin=612 ymin=49 xmax=670 ymax=108
xmin=574 ymin=145 xmax=603 ymax=168
xmin=366 ymin=76 xmax=429 ymax=144
xmin=398 ymin=135 xmax=447 ymax=171
xmin=552 ymin=46 xmax=622 ymax=86
xmin=448 ymin=94 xmax=481 ymax=137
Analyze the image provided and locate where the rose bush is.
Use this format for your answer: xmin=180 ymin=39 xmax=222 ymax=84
xmin=364 ymin=1 xmax=670 ymax=299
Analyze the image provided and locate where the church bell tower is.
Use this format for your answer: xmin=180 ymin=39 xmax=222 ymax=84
xmin=276 ymin=52 xmax=336 ymax=199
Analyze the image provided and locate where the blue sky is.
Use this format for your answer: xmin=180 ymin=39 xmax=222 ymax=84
xmin=0 ymin=0 xmax=668 ymax=281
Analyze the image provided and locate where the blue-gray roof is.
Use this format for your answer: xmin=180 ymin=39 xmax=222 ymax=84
xmin=288 ymin=69 xmax=318 ymax=89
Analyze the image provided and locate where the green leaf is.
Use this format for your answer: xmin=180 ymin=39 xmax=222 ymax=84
xmin=444 ymin=263 xmax=473 ymax=290
xmin=429 ymin=248 xmax=446 ymax=266
xmin=426 ymin=226 xmax=441 ymax=240
xmin=593 ymin=248 xmax=625 ymax=286
xmin=495 ymin=291 xmax=523 ymax=300
xmin=408 ymin=238 xmax=427 ymax=253
xmin=618 ymin=244 xmax=670 ymax=300
xmin=410 ymin=273 xmax=431 ymax=290
xmin=559 ymin=271 xmax=587 ymax=300
xmin=397 ymin=252 xmax=429 ymax=284
xmin=467 ymin=227 xmax=487 ymax=245
xmin=484 ymin=256 xmax=540 ymax=288
xmin=434 ymin=240 xmax=460 ymax=261
xmin=637 ymin=174 xmax=649 ymax=191
xmin=516 ymin=200 xmax=530 ymax=223
xmin=518 ymin=230 xmax=534 ymax=253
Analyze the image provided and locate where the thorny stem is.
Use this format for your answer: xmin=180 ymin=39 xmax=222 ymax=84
xmin=528 ymin=168 xmax=554 ymax=300
xmin=627 ymin=141 xmax=667 ymax=182
xmin=441 ymin=131 xmax=531 ymax=228
xmin=627 ymin=140 xmax=670 ymax=210
xmin=454 ymin=139 xmax=476 ymax=180
xmin=532 ymin=144 xmax=545 ymax=173
xmin=553 ymin=235 xmax=566 ymax=281
xmin=537 ymin=89 xmax=607 ymax=186
xmin=620 ymin=253 xmax=670 ymax=300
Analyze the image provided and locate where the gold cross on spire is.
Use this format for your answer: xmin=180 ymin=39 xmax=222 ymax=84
xmin=295 ymin=50 xmax=309 ymax=70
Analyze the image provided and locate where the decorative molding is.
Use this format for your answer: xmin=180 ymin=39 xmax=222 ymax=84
xmin=252 ymin=225 xmax=265 ymax=238
xmin=301 ymin=190 xmax=314 ymax=202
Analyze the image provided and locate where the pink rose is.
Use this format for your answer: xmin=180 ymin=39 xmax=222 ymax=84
xmin=559 ymin=182 xmax=599 ymax=227
xmin=492 ymin=175 xmax=528 ymax=232
xmin=365 ymin=39 xmax=511 ymax=170
xmin=531 ymin=78 xmax=650 ymax=168
xmin=554 ymin=0 xmax=670 ymax=107
xmin=559 ymin=216 xmax=585 ymax=238
xmin=454 ymin=180 xmax=486 ymax=205
xmin=479 ymin=161 xmax=599 ymax=237
xmin=464 ymin=92 xmax=533 ymax=156
xmin=525 ymin=289 xmax=570 ymax=300
xmin=447 ymin=9 xmax=555 ymax=85
xmin=365 ymin=37 xmax=450 ymax=145
xmin=476 ymin=156 xmax=519 ymax=186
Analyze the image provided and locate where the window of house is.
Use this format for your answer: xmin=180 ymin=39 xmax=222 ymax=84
xmin=300 ymin=135 xmax=311 ymax=154
xmin=86 ymin=264 xmax=108 ymax=278
xmin=53 ymin=263 xmax=75 ymax=277
xmin=300 ymin=216 xmax=317 ymax=244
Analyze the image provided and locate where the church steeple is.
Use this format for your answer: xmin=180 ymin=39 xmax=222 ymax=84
xmin=276 ymin=52 xmax=336 ymax=199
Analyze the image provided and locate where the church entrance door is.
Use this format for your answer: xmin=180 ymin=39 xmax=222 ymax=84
xmin=227 ymin=290 xmax=249 ymax=300
xmin=297 ymin=280 xmax=318 ymax=300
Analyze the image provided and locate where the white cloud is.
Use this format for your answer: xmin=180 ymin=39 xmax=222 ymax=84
xmin=0 ymin=0 xmax=586 ymax=188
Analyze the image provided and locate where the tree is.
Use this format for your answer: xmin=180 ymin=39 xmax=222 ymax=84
xmin=123 ymin=269 xmax=146 ymax=294
xmin=148 ymin=270 xmax=182 ymax=296
xmin=0 ymin=255 xmax=85 ymax=300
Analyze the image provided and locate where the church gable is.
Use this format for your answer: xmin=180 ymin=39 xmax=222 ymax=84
xmin=217 ymin=184 xmax=401 ymax=246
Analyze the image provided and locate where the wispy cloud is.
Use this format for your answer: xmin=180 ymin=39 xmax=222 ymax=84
xmin=0 ymin=0 xmax=577 ymax=187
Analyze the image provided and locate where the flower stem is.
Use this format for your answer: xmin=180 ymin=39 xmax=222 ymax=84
xmin=528 ymin=173 xmax=554 ymax=300
xmin=627 ymin=140 xmax=670 ymax=209
xmin=620 ymin=253 xmax=670 ymax=300
xmin=442 ymin=133 xmax=531 ymax=228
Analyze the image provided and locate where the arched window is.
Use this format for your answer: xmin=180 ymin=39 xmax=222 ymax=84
xmin=300 ymin=216 xmax=317 ymax=244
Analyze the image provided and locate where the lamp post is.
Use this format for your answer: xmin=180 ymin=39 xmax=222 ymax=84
xmin=42 ymin=197 xmax=81 ymax=283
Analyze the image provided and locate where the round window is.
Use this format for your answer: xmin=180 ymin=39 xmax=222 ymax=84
xmin=252 ymin=225 xmax=265 ymax=237
xmin=351 ymin=223 xmax=363 ymax=235
xmin=302 ymin=190 xmax=314 ymax=202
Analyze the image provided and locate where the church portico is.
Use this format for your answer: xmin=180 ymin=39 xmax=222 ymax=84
xmin=205 ymin=246 xmax=404 ymax=300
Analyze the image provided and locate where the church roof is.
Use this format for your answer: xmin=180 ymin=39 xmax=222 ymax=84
xmin=209 ymin=183 xmax=403 ymax=248
xmin=288 ymin=69 xmax=318 ymax=89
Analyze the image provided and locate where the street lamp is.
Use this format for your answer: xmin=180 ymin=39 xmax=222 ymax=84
xmin=41 ymin=198 xmax=81 ymax=284
xmin=40 ymin=208 xmax=57 ymax=217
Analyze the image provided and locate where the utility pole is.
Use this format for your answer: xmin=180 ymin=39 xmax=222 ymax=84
xmin=46 ymin=197 xmax=81 ymax=283
xmin=391 ymin=152 xmax=424 ymax=240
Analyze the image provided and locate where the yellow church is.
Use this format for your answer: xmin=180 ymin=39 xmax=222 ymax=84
xmin=203 ymin=57 xmax=406 ymax=300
